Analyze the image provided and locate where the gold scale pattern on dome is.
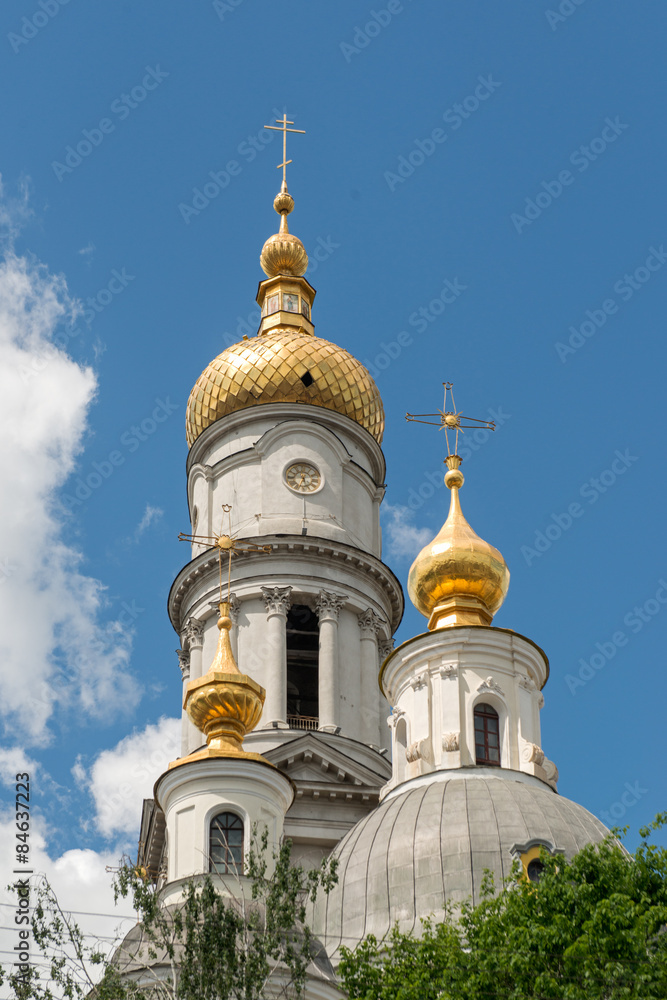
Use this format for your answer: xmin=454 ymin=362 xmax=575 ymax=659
xmin=406 ymin=384 xmax=510 ymax=630
xmin=185 ymin=116 xmax=385 ymax=447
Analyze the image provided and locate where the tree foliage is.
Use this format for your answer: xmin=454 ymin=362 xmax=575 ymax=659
xmin=0 ymin=829 xmax=337 ymax=1000
xmin=339 ymin=815 xmax=667 ymax=1000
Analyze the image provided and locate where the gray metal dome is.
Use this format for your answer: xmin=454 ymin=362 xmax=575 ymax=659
xmin=314 ymin=771 xmax=608 ymax=957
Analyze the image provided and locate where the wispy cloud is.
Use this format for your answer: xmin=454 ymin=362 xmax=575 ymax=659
xmin=382 ymin=503 xmax=433 ymax=560
xmin=0 ymin=191 xmax=141 ymax=745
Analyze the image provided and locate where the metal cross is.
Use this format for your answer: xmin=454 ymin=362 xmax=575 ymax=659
xmin=264 ymin=115 xmax=306 ymax=188
xmin=406 ymin=382 xmax=495 ymax=458
xmin=179 ymin=504 xmax=271 ymax=606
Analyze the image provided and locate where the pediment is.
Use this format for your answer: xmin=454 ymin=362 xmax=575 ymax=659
xmin=264 ymin=733 xmax=390 ymax=791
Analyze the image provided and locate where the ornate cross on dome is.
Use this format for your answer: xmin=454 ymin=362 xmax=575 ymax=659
xmin=178 ymin=504 xmax=271 ymax=607
xmin=264 ymin=115 xmax=306 ymax=189
xmin=406 ymin=382 xmax=495 ymax=459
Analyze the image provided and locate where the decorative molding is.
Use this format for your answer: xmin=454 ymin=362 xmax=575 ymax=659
xmin=521 ymin=741 xmax=545 ymax=766
xmin=410 ymin=672 xmax=428 ymax=691
xmin=169 ymin=536 xmax=404 ymax=634
xmin=519 ymin=675 xmax=537 ymax=692
xmin=357 ymin=607 xmax=385 ymax=638
xmin=388 ymin=708 xmax=405 ymax=729
xmin=439 ymin=664 xmax=457 ymax=680
xmin=316 ymin=589 xmax=347 ymax=622
xmin=183 ymin=618 xmax=205 ymax=649
xmin=228 ymin=593 xmax=241 ymax=625
xmin=176 ymin=648 xmax=190 ymax=681
xmin=261 ymin=585 xmax=292 ymax=617
xmin=442 ymin=732 xmax=460 ymax=753
xmin=477 ymin=676 xmax=505 ymax=697
xmin=537 ymin=692 xmax=545 ymax=709
xmin=406 ymin=737 xmax=433 ymax=764
xmin=378 ymin=638 xmax=394 ymax=660
xmin=542 ymin=758 xmax=559 ymax=788
xmin=211 ymin=594 xmax=241 ymax=624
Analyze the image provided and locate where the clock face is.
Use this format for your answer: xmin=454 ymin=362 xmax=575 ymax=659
xmin=285 ymin=462 xmax=322 ymax=494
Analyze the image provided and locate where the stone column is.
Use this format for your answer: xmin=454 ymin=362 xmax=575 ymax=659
xmin=260 ymin=586 xmax=292 ymax=727
xmin=357 ymin=609 xmax=386 ymax=746
xmin=183 ymin=618 xmax=205 ymax=754
xmin=316 ymin=591 xmax=347 ymax=733
xmin=176 ymin=648 xmax=191 ymax=757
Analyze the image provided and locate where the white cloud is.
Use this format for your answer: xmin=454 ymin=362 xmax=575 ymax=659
xmin=0 ymin=195 xmax=141 ymax=745
xmin=128 ymin=503 xmax=163 ymax=545
xmin=84 ymin=717 xmax=181 ymax=839
xmin=382 ymin=503 xmax=433 ymax=559
xmin=77 ymin=243 xmax=95 ymax=257
xmin=0 ymin=747 xmax=39 ymax=787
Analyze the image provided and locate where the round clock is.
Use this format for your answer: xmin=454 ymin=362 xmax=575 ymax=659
xmin=285 ymin=462 xmax=322 ymax=494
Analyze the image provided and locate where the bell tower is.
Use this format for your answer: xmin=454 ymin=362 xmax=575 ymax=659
xmin=162 ymin=120 xmax=403 ymax=865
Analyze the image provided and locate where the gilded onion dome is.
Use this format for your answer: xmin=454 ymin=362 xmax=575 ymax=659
xmin=185 ymin=183 xmax=384 ymax=446
xmin=408 ymin=456 xmax=510 ymax=629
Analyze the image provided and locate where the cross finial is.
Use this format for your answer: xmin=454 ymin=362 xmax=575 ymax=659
xmin=178 ymin=504 xmax=271 ymax=610
xmin=264 ymin=115 xmax=306 ymax=190
xmin=406 ymin=382 xmax=495 ymax=462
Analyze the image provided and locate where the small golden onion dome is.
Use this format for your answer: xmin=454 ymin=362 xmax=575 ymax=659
xmin=407 ymin=457 xmax=509 ymax=629
xmin=186 ymin=328 xmax=384 ymax=446
xmin=260 ymin=189 xmax=308 ymax=277
xmin=183 ymin=603 xmax=266 ymax=760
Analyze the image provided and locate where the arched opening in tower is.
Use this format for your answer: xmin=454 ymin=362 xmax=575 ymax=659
xmin=286 ymin=604 xmax=319 ymax=730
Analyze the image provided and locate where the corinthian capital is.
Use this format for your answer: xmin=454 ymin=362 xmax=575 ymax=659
xmin=183 ymin=617 xmax=205 ymax=649
xmin=357 ymin=608 xmax=385 ymax=638
xmin=261 ymin=586 xmax=292 ymax=617
xmin=316 ymin=590 xmax=348 ymax=623
xmin=176 ymin=648 xmax=190 ymax=681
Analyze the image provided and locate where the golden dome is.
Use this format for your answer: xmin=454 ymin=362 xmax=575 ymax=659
xmin=186 ymin=328 xmax=385 ymax=446
xmin=260 ymin=189 xmax=308 ymax=277
xmin=408 ymin=457 xmax=509 ymax=629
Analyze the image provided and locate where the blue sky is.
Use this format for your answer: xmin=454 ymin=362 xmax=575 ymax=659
xmin=0 ymin=0 xmax=666 ymax=956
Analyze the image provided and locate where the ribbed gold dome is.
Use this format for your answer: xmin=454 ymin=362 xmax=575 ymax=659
xmin=408 ymin=458 xmax=509 ymax=629
xmin=186 ymin=328 xmax=384 ymax=446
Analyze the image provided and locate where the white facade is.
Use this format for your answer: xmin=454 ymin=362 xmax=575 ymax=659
xmin=155 ymin=757 xmax=293 ymax=906
xmin=381 ymin=624 xmax=559 ymax=797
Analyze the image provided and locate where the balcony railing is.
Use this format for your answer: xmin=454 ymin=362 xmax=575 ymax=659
xmin=286 ymin=715 xmax=319 ymax=731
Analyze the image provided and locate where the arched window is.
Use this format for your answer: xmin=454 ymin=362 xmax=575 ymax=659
xmin=474 ymin=703 xmax=501 ymax=766
xmin=209 ymin=812 xmax=244 ymax=874
xmin=526 ymin=859 xmax=544 ymax=883
xmin=286 ymin=605 xmax=319 ymax=729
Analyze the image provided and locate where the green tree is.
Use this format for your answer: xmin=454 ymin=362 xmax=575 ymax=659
xmin=1 ymin=829 xmax=337 ymax=1000
xmin=339 ymin=815 xmax=667 ymax=1000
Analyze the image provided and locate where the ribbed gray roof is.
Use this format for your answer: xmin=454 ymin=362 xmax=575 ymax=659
xmin=314 ymin=773 xmax=608 ymax=956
